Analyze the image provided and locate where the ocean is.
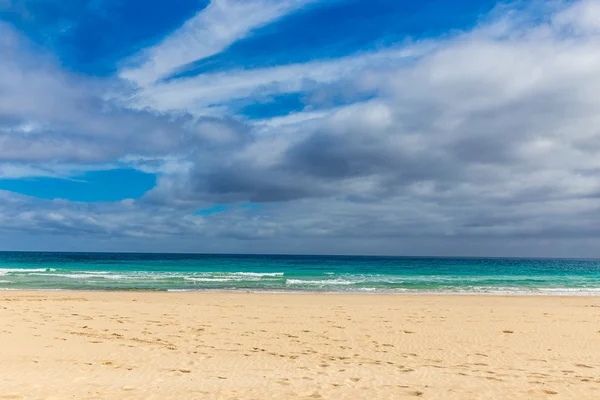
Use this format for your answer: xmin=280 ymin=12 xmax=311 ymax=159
xmin=1 ymin=252 xmax=600 ymax=294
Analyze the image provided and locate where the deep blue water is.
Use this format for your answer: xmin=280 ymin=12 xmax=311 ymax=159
xmin=1 ymin=252 xmax=600 ymax=294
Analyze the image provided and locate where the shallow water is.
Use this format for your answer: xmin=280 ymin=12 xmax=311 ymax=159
xmin=1 ymin=252 xmax=600 ymax=294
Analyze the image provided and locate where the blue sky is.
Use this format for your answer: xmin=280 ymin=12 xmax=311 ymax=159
xmin=2 ymin=0 xmax=496 ymax=76
xmin=0 ymin=168 xmax=155 ymax=202
xmin=1 ymin=0 xmax=600 ymax=256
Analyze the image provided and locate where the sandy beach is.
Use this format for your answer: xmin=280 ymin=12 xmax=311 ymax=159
xmin=1 ymin=292 xmax=600 ymax=399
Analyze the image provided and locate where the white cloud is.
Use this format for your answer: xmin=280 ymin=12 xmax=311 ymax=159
xmin=119 ymin=0 xmax=318 ymax=87
xmin=123 ymin=43 xmax=434 ymax=115
xmin=253 ymin=109 xmax=333 ymax=130
xmin=552 ymin=0 xmax=600 ymax=34
xmin=0 ymin=22 xmax=248 ymax=174
xmin=0 ymin=162 xmax=116 ymax=179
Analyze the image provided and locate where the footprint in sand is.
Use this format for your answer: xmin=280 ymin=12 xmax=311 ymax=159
xmin=528 ymin=389 xmax=558 ymax=395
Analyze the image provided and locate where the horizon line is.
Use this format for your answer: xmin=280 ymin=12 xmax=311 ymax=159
xmin=0 ymin=249 xmax=598 ymax=261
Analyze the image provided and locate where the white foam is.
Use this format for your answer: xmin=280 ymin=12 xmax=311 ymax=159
xmin=79 ymin=270 xmax=112 ymax=275
xmin=183 ymin=273 xmax=283 ymax=282
xmin=537 ymin=287 xmax=600 ymax=292
xmin=286 ymin=279 xmax=355 ymax=286
xmin=0 ymin=268 xmax=56 ymax=276
xmin=535 ymin=288 xmax=600 ymax=296
xmin=184 ymin=277 xmax=243 ymax=282
xmin=27 ymin=273 xmax=126 ymax=280
xmin=229 ymin=272 xmax=284 ymax=277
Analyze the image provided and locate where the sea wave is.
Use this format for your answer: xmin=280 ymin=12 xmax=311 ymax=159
xmin=1 ymin=267 xmax=600 ymax=295
xmin=286 ymin=279 xmax=355 ymax=286
xmin=184 ymin=277 xmax=248 ymax=282
xmin=0 ymin=268 xmax=56 ymax=276
xmin=184 ymin=273 xmax=284 ymax=282
xmin=27 ymin=273 xmax=127 ymax=280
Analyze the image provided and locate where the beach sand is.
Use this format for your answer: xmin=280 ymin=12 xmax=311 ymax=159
xmin=1 ymin=292 xmax=600 ymax=399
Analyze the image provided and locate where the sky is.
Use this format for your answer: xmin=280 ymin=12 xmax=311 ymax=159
xmin=1 ymin=0 xmax=600 ymax=257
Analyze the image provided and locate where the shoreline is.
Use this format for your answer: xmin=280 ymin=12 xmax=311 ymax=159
xmin=3 ymin=287 xmax=600 ymax=297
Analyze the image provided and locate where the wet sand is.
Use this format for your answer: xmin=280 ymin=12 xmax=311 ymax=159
xmin=1 ymin=292 xmax=600 ymax=399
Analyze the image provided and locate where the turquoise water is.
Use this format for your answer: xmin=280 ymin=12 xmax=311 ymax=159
xmin=1 ymin=252 xmax=600 ymax=294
